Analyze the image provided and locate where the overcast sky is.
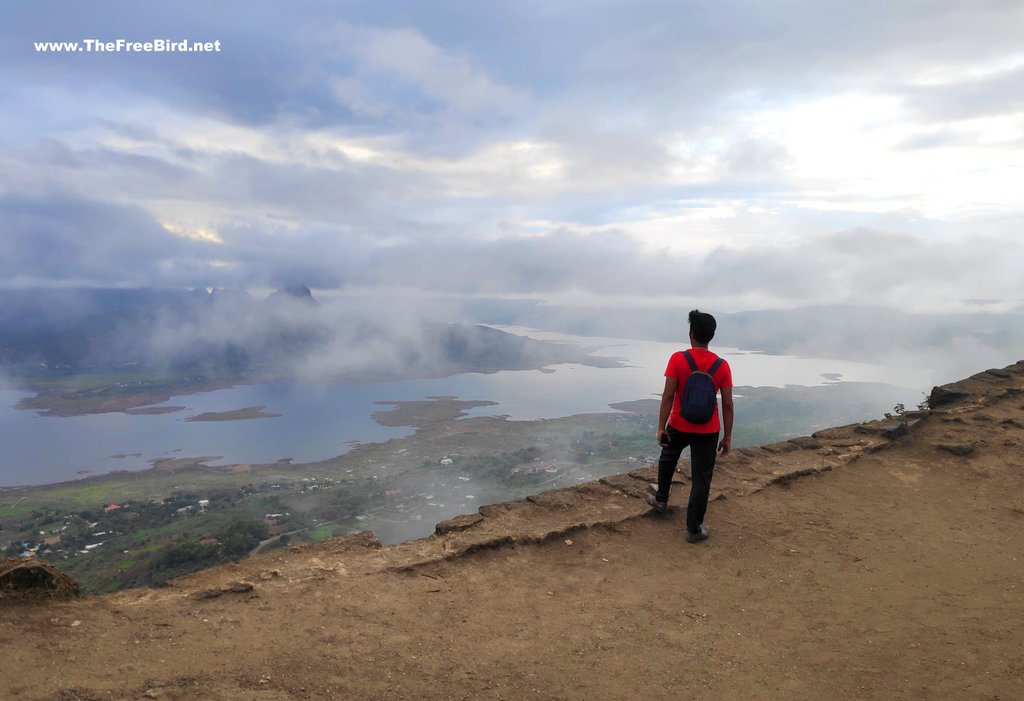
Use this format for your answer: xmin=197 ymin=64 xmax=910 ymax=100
xmin=3 ymin=1 xmax=1023 ymax=313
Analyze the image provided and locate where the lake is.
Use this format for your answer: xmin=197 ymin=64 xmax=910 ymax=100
xmin=0 ymin=327 xmax=934 ymax=487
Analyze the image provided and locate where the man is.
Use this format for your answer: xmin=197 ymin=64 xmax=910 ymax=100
xmin=646 ymin=309 xmax=734 ymax=543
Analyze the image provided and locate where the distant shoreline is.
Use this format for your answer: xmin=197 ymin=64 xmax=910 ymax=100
xmin=0 ymin=380 xmax=923 ymax=492
xmin=0 ymin=395 xmax=621 ymax=491
xmin=10 ymin=351 xmax=622 ymax=419
xmin=14 ymin=376 xmax=249 ymax=417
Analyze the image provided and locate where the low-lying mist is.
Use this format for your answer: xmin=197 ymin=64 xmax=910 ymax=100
xmin=453 ymin=298 xmax=1024 ymax=386
xmin=2 ymin=288 xmax=1019 ymax=394
xmin=0 ymin=287 xmax=617 ymax=387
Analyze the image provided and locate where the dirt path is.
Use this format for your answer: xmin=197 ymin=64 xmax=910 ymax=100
xmin=2 ymin=363 xmax=1023 ymax=700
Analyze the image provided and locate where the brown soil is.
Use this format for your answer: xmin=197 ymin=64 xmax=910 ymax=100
xmin=2 ymin=363 xmax=1023 ymax=700
xmin=0 ymin=558 xmax=79 ymax=599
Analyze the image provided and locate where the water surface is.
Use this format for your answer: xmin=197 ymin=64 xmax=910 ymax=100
xmin=0 ymin=328 xmax=932 ymax=487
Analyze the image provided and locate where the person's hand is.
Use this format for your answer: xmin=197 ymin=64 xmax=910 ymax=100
xmin=657 ymin=430 xmax=669 ymax=447
xmin=718 ymin=436 xmax=731 ymax=456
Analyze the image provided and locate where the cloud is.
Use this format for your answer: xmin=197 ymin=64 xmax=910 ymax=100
xmin=693 ymin=227 xmax=1020 ymax=308
xmin=323 ymin=223 xmax=1023 ymax=314
xmin=2 ymin=1 xmax=1023 ymax=316
xmin=0 ymin=189 xmax=192 ymax=286
xmin=2 ymin=171 xmax=1020 ymax=314
xmin=900 ymin=65 xmax=1024 ymax=123
xmin=330 ymin=24 xmax=527 ymax=117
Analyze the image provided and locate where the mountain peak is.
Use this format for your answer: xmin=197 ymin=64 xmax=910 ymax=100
xmin=268 ymin=286 xmax=317 ymax=305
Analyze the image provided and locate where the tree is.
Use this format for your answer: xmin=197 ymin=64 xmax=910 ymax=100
xmin=220 ymin=519 xmax=269 ymax=559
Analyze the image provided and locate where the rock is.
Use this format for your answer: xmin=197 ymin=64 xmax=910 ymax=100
xmin=982 ymin=368 xmax=1012 ymax=380
xmin=937 ymin=442 xmax=976 ymax=457
xmin=192 ymin=581 xmax=254 ymax=600
xmin=598 ymin=473 xmax=649 ymax=498
xmin=435 ymin=513 xmax=483 ymax=535
xmin=761 ymin=441 xmax=800 ymax=454
xmin=767 ymin=467 xmax=821 ymax=486
xmin=477 ymin=500 xmax=531 ymax=518
xmin=929 ymin=384 xmax=971 ymax=408
xmin=0 ymin=558 xmax=80 ymax=598
xmin=822 ymin=438 xmax=864 ymax=448
xmin=527 ymin=490 xmax=579 ymax=509
xmin=865 ymin=441 xmax=893 ymax=454
xmin=855 ymin=422 xmax=908 ymax=440
xmin=787 ymin=436 xmax=823 ymax=450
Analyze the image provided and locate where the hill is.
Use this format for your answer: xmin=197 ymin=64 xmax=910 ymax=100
xmin=1 ymin=361 xmax=1023 ymax=700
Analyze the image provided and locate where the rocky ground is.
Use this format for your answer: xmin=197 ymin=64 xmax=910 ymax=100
xmin=2 ymin=362 xmax=1023 ymax=700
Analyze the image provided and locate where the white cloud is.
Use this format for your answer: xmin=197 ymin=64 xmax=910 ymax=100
xmin=2 ymin=1 xmax=1023 ymax=316
xmin=327 ymin=23 xmax=527 ymax=118
xmin=163 ymin=223 xmax=224 ymax=245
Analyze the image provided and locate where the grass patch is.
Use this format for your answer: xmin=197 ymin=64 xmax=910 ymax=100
xmin=36 ymin=480 xmax=140 ymax=506
xmin=0 ymin=504 xmax=33 ymax=519
xmin=307 ymin=524 xmax=344 ymax=543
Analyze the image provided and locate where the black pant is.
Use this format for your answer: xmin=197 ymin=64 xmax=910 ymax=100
xmin=656 ymin=426 xmax=719 ymax=533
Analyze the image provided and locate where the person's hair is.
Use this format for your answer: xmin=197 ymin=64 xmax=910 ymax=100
xmin=688 ymin=309 xmax=717 ymax=344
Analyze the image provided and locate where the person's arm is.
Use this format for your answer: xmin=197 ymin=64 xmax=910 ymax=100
xmin=657 ymin=376 xmax=677 ymax=444
xmin=719 ymin=385 xmax=734 ymax=456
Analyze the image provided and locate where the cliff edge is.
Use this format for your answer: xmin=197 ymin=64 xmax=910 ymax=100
xmin=2 ymin=362 xmax=1023 ymax=700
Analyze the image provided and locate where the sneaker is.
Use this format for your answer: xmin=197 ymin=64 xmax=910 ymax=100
xmin=644 ymin=492 xmax=667 ymax=513
xmin=686 ymin=526 xmax=710 ymax=543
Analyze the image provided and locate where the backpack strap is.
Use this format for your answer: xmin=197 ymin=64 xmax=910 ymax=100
xmin=683 ymin=351 xmax=723 ymax=377
xmin=707 ymin=357 xmax=724 ymax=377
xmin=683 ymin=350 xmax=699 ymax=372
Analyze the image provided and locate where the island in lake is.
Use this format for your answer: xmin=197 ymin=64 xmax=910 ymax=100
xmin=185 ymin=406 xmax=282 ymax=422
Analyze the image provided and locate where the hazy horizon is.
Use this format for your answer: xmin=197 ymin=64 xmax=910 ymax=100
xmin=0 ymin=286 xmax=1021 ymax=400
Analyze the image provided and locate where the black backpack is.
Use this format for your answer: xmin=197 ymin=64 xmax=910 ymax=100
xmin=679 ymin=351 xmax=723 ymax=423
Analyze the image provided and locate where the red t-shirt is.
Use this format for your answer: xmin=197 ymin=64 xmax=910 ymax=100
xmin=665 ymin=348 xmax=733 ymax=434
